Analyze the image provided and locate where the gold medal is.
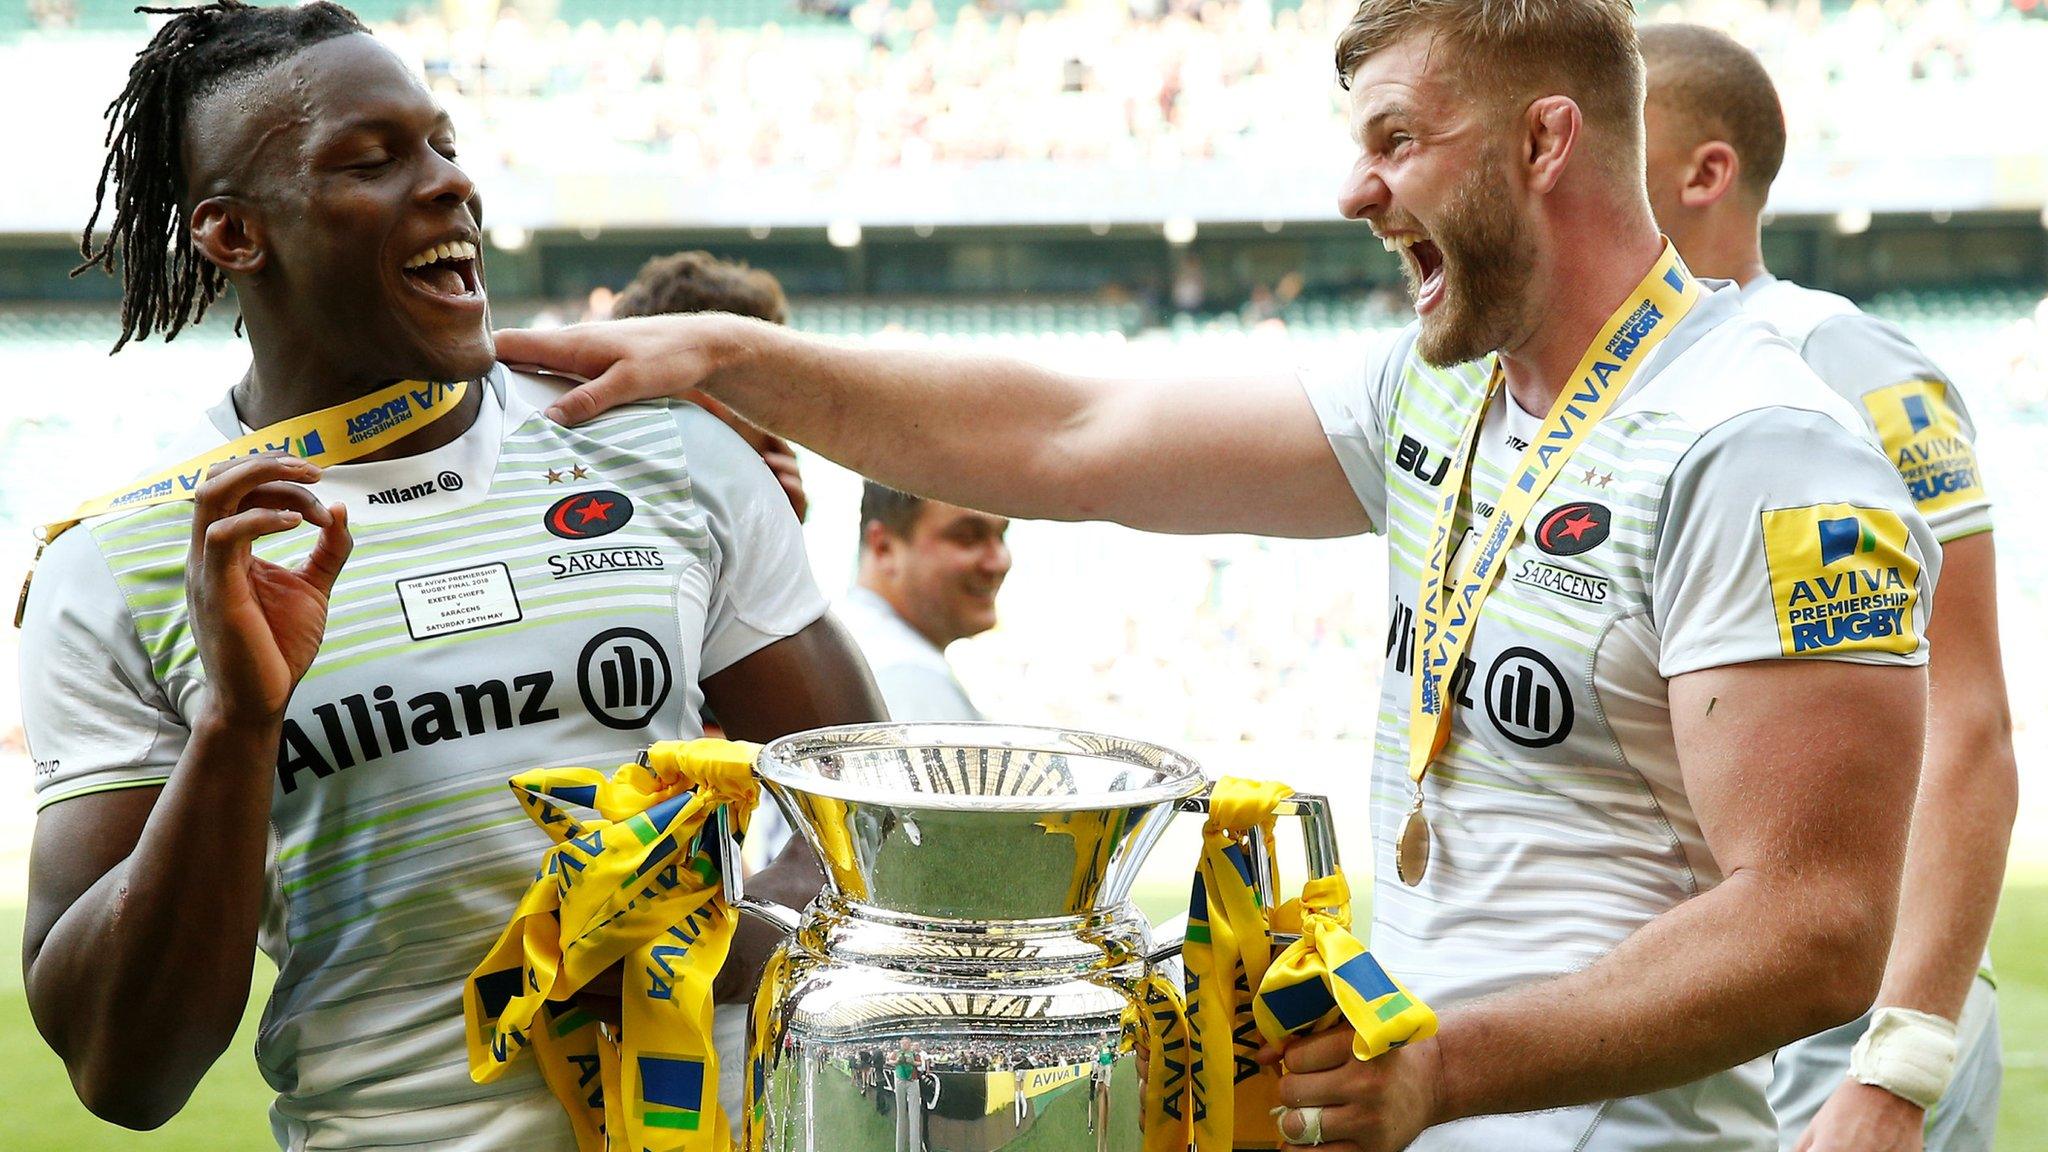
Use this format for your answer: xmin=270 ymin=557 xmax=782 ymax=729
xmin=1396 ymin=793 xmax=1431 ymax=886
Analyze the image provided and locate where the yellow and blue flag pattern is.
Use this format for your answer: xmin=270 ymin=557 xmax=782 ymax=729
xmin=1255 ymin=873 xmax=1437 ymax=1062
xmin=465 ymin=738 xmax=761 ymax=1152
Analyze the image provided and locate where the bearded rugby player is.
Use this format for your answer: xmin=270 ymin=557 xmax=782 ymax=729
xmin=19 ymin=4 xmax=878 ymax=1146
xmin=497 ymin=1 xmax=1942 ymax=1148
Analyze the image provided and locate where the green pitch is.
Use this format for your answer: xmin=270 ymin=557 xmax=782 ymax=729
xmin=4 ymin=890 xmax=2045 ymax=1149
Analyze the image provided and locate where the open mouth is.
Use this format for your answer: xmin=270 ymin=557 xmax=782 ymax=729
xmin=1384 ymin=232 xmax=1447 ymax=314
xmin=400 ymin=239 xmax=484 ymax=303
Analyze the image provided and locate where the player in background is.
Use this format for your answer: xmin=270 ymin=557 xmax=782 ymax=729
xmin=1641 ymin=25 xmax=2014 ymax=1152
xmin=843 ymin=482 xmax=1010 ymax=723
xmin=498 ymin=2 xmax=1940 ymax=1147
xmin=18 ymin=4 xmax=872 ymax=1147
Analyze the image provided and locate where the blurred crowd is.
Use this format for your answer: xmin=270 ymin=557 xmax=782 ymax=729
xmin=352 ymin=0 xmax=2048 ymax=175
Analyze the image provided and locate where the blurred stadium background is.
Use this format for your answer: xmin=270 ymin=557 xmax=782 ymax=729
xmin=0 ymin=0 xmax=2044 ymax=1147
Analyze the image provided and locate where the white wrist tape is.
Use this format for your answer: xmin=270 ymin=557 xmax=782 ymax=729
xmin=1847 ymin=1006 xmax=1958 ymax=1110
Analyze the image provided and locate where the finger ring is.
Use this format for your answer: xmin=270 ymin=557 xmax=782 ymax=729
xmin=1274 ymin=1103 xmax=1326 ymax=1145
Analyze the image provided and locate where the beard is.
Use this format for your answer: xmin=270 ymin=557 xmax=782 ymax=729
xmin=1409 ymin=158 xmax=1536 ymax=369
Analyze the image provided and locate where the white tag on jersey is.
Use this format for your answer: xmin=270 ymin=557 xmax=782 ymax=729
xmin=396 ymin=562 xmax=524 ymax=641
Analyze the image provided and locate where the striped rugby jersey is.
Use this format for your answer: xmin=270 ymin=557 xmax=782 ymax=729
xmin=1298 ymin=283 xmax=1940 ymax=1151
xmin=20 ymin=369 xmax=826 ymax=1151
xmin=1741 ymin=274 xmax=1993 ymax=543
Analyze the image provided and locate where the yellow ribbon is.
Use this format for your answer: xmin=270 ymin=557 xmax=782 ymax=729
xmin=1256 ymin=873 xmax=1438 ymax=1061
xmin=1408 ymin=244 xmax=1700 ymax=797
xmin=16 ymin=376 xmax=470 ymax=626
xmin=1183 ymin=777 xmax=1291 ymax=1150
xmin=1178 ymin=779 xmax=1436 ymax=1150
xmin=466 ymin=738 xmax=760 ymax=1151
xmin=1131 ymin=970 xmax=1193 ymax=1152
xmin=743 ymin=946 xmax=790 ymax=1151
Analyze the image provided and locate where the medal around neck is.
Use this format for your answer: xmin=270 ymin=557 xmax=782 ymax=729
xmin=1396 ymin=794 xmax=1431 ymax=886
xmin=16 ymin=378 xmax=469 ymax=628
xmin=1399 ymin=244 xmax=1701 ymax=887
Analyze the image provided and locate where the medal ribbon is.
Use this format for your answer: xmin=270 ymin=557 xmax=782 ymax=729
xmin=466 ymin=738 xmax=761 ymax=1152
xmin=1406 ymin=244 xmax=1701 ymax=787
xmin=16 ymin=376 xmax=469 ymax=625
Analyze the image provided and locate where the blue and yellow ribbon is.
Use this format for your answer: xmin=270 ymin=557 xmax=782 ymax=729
xmin=1181 ymin=778 xmax=1437 ymax=1150
xmin=1256 ymin=873 xmax=1438 ymax=1061
xmin=465 ymin=739 xmax=760 ymax=1152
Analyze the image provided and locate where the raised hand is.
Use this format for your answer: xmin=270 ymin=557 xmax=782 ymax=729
xmin=185 ymin=454 xmax=353 ymax=727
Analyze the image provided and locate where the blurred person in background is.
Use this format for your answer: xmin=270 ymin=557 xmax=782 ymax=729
xmin=1642 ymin=24 xmax=2015 ymax=1152
xmin=843 ymin=482 xmax=1011 ymax=722
xmin=610 ymin=250 xmax=809 ymax=522
xmin=500 ymin=2 xmax=1941 ymax=1148
xmin=16 ymin=4 xmax=875 ymax=1147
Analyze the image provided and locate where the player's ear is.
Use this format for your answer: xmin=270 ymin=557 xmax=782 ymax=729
xmin=190 ymin=196 xmax=266 ymax=276
xmin=1523 ymin=95 xmax=1582 ymax=194
xmin=863 ymin=520 xmax=897 ymax=568
xmin=1680 ymin=141 xmax=1741 ymax=210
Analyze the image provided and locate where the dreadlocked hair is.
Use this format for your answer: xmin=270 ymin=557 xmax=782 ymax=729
xmin=75 ymin=1 xmax=367 ymax=352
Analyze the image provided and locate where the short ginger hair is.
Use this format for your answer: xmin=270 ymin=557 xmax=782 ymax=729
xmin=1334 ymin=0 xmax=1644 ymax=175
xmin=1639 ymin=22 xmax=1786 ymax=205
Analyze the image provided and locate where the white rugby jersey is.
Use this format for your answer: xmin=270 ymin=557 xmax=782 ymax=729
xmin=1741 ymin=275 xmax=1992 ymax=542
xmin=20 ymin=369 xmax=827 ymax=1151
xmin=1299 ymin=283 xmax=1940 ymax=1152
xmin=836 ymin=586 xmax=984 ymax=722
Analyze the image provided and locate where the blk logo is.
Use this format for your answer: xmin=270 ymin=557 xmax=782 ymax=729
xmin=546 ymin=489 xmax=634 ymax=540
xmin=1534 ymin=501 xmax=1610 ymax=557
xmin=578 ymin=627 xmax=672 ymax=730
xmin=1484 ymin=646 xmax=1574 ymax=748
xmin=1395 ymin=435 xmax=1450 ymax=486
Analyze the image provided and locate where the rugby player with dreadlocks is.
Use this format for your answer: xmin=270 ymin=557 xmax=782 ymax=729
xmin=19 ymin=4 xmax=879 ymax=1145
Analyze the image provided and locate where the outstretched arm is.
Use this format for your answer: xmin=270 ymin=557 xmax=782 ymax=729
xmin=496 ymin=315 xmax=1368 ymax=538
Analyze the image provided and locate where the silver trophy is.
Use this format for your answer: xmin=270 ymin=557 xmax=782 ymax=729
xmin=719 ymin=722 xmax=1341 ymax=1152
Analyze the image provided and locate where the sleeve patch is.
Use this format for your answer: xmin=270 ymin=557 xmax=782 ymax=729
xmin=1759 ymin=504 xmax=1920 ymax=657
xmin=1860 ymin=379 xmax=1984 ymax=513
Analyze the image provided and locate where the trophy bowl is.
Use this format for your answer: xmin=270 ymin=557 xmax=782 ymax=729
xmin=741 ymin=723 xmax=1214 ymax=1152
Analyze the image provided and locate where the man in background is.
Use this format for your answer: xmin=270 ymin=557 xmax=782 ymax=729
xmin=1642 ymin=24 xmax=2015 ymax=1152
xmin=842 ymin=482 xmax=1011 ymax=721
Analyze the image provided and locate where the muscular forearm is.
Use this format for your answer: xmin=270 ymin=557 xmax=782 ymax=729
xmin=693 ymin=318 xmax=1359 ymax=537
xmin=1874 ymin=723 xmax=2017 ymax=1020
xmin=703 ymin=318 xmax=1126 ymax=523
xmin=1433 ymin=869 xmax=1890 ymax=1123
xmin=27 ymin=713 xmax=281 ymax=1127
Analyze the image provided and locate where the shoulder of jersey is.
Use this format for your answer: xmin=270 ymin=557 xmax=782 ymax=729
xmin=503 ymin=363 xmax=720 ymax=436
xmin=1617 ymin=304 xmax=1868 ymax=442
xmin=1742 ymin=278 xmax=1862 ymax=350
xmin=503 ymin=364 xmax=579 ymax=412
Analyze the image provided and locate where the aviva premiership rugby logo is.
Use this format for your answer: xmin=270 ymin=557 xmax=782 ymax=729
xmin=1862 ymin=379 xmax=1982 ymax=514
xmin=1760 ymin=504 xmax=1919 ymax=657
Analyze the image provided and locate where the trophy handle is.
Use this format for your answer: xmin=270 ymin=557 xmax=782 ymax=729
xmin=1145 ymin=789 xmax=1342 ymax=965
xmin=712 ymin=802 xmax=804 ymax=936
